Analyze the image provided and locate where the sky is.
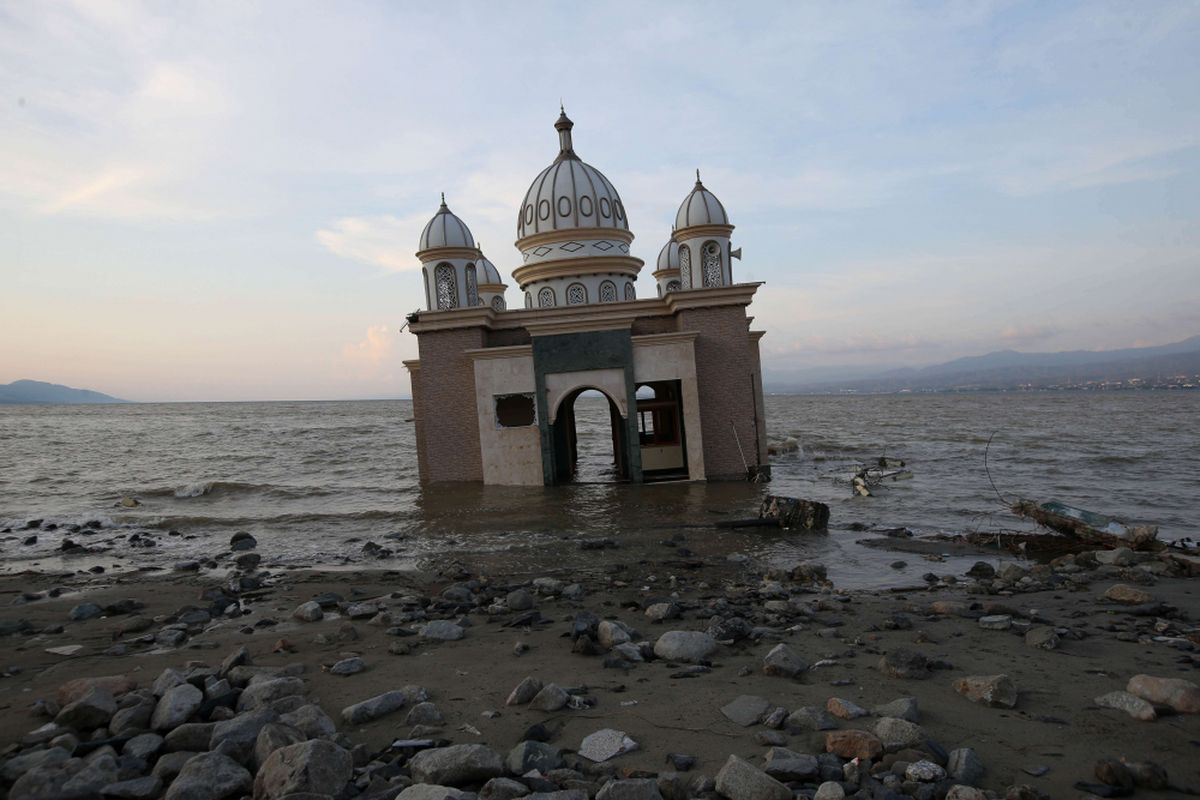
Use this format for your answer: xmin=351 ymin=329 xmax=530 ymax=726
xmin=2 ymin=1 xmax=1198 ymax=401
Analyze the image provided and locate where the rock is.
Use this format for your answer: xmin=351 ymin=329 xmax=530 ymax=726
xmin=506 ymin=589 xmax=535 ymax=610
xmin=229 ymin=531 xmax=257 ymax=551
xmin=906 ymin=760 xmax=947 ymax=781
xmin=329 ymin=656 xmax=366 ymax=676
xmin=978 ymin=615 xmax=1012 ymax=631
xmin=1094 ymin=758 xmax=1134 ymax=790
xmin=761 ymin=748 xmax=818 ymax=781
xmin=210 ymin=707 xmax=279 ymax=763
xmin=966 ymin=562 xmax=996 ymax=579
xmin=164 ymin=722 xmax=216 ymax=752
xmin=236 ymin=677 xmax=305 ymax=712
xmin=58 ymin=675 xmax=138 ymax=707
xmin=579 ymin=729 xmax=639 ymax=762
xmin=406 ymin=701 xmax=445 ymax=726
xmin=1 ymin=746 xmax=70 ymax=784
xmin=342 ymin=690 xmax=407 ymax=724
xmin=762 ymin=643 xmax=807 ymax=678
xmin=1094 ymin=690 xmax=1156 ymax=721
xmin=826 ymin=697 xmax=868 ymax=720
xmin=408 ymin=744 xmax=504 ymax=785
xmin=507 ymin=740 xmax=560 ymax=774
xmin=1127 ymin=674 xmax=1200 ymax=714
xmin=57 ymin=687 xmax=118 ymax=730
xmin=597 ymin=778 xmax=663 ymax=800
xmin=482 ymin=777 xmax=532 ymax=800
xmin=785 ymin=706 xmax=838 ymax=732
xmin=100 ymin=775 xmax=163 ymax=800
xmin=878 ymin=648 xmax=930 ymax=679
xmin=292 ymin=602 xmax=323 ymax=622
xmin=825 ymin=730 xmax=883 ymax=760
xmin=720 ymin=695 xmax=772 ymax=727
xmin=1103 ymin=584 xmax=1153 ymax=605
xmin=653 ymin=631 xmax=716 ymax=663
xmin=526 ymin=683 xmax=568 ymax=712
xmin=597 ymin=620 xmax=633 ymax=648
xmin=506 ymin=676 xmax=543 ymax=706
xmin=954 ymin=674 xmax=1017 ymax=708
xmin=152 ymin=751 xmax=199 ymax=782
xmin=947 ymin=747 xmax=985 ymax=785
xmin=253 ymin=739 xmax=353 ymax=798
xmin=123 ymin=732 xmax=165 ymax=761
xmin=420 ymin=620 xmax=465 ymax=641
xmin=713 ymin=754 xmax=791 ymax=800
xmin=163 ymin=752 xmax=252 ymax=800
xmin=872 ymin=697 xmax=919 ymax=722
xmin=69 ymin=602 xmax=104 ymax=621
xmin=1123 ymin=760 xmax=1168 ymax=789
xmin=946 ymin=787 xmax=988 ymax=800
xmin=279 ymin=704 xmax=337 ymax=739
xmin=874 ymin=717 xmax=926 ymax=751
xmin=399 ymin=786 xmax=472 ymax=800
xmin=813 ymin=783 xmax=844 ymax=800
xmin=1024 ymin=627 xmax=1059 ymax=650
xmin=929 ymin=600 xmax=972 ymax=617
xmin=152 ymin=684 xmax=203 ymax=730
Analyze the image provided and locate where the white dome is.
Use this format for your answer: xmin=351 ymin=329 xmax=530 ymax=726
xmin=675 ymin=172 xmax=729 ymax=230
xmin=476 ymin=252 xmax=503 ymax=285
xmin=517 ymin=111 xmax=628 ymax=239
xmin=656 ymin=240 xmax=680 ymax=271
xmin=419 ymin=197 xmax=475 ymax=251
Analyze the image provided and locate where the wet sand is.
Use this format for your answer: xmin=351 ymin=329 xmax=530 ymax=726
xmin=1 ymin=539 xmax=1198 ymax=799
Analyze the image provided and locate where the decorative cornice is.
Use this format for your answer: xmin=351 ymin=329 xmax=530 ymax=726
xmin=664 ymin=282 xmax=762 ymax=311
xmin=525 ymin=316 xmax=636 ymax=337
xmin=512 ymin=256 xmax=643 ymax=288
xmin=652 ymin=267 xmax=681 ymax=281
xmin=415 ymin=246 xmax=482 ymax=262
xmin=402 ymin=359 xmax=421 ymax=372
xmin=516 ymin=227 xmax=634 ymax=250
xmin=750 ymin=330 xmax=766 ymax=341
xmin=476 ymin=282 xmax=507 ymax=292
xmin=632 ymin=330 xmax=699 ymax=348
xmin=464 ymin=344 xmax=533 ymax=360
xmin=673 ymin=223 xmax=735 ymax=241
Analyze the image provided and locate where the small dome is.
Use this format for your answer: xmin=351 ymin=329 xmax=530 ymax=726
xmin=476 ymin=252 xmax=503 ymax=285
xmin=656 ymin=240 xmax=680 ymax=271
xmin=517 ymin=111 xmax=629 ymax=239
xmin=419 ymin=196 xmax=475 ymax=251
xmin=675 ymin=171 xmax=729 ymax=231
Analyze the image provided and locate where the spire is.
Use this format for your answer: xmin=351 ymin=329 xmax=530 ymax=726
xmin=695 ymin=168 xmax=702 ymax=185
xmin=439 ymin=192 xmax=447 ymax=208
xmin=554 ymin=105 xmax=577 ymax=161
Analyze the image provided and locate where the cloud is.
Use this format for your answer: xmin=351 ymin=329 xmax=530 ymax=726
xmin=317 ymin=215 xmax=424 ymax=272
xmin=342 ymin=324 xmax=395 ymax=369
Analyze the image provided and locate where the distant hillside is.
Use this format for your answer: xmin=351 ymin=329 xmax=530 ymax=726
xmin=766 ymin=336 xmax=1200 ymax=394
xmin=0 ymin=380 xmax=128 ymax=405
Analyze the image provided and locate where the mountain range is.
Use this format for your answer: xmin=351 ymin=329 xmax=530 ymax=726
xmin=765 ymin=336 xmax=1200 ymax=394
xmin=0 ymin=380 xmax=127 ymax=405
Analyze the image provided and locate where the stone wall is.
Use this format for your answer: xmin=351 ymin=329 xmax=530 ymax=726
xmin=413 ymin=326 xmax=486 ymax=482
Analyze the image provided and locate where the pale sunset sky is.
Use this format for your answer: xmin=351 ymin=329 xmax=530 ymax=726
xmin=2 ymin=1 xmax=1198 ymax=400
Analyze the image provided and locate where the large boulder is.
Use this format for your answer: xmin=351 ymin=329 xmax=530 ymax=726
xmin=56 ymin=688 xmax=117 ymax=730
xmin=653 ymin=631 xmax=716 ymax=663
xmin=208 ymin=707 xmax=280 ymax=764
xmin=1127 ymin=674 xmax=1200 ymax=714
xmin=408 ymin=744 xmax=504 ymax=786
xmin=714 ymin=755 xmax=791 ymax=800
xmin=342 ymin=689 xmax=408 ymax=724
xmin=236 ymin=677 xmax=305 ymax=712
xmin=152 ymin=684 xmax=203 ymax=731
xmin=163 ymin=753 xmax=251 ymax=800
xmin=253 ymin=739 xmax=353 ymax=799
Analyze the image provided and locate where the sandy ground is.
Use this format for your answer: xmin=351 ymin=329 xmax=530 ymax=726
xmin=1 ymin=546 xmax=1198 ymax=798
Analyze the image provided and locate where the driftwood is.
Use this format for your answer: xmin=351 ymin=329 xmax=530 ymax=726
xmin=1011 ymin=499 xmax=1160 ymax=551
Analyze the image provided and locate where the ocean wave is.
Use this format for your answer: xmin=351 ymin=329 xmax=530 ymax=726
xmin=138 ymin=481 xmax=336 ymax=500
xmin=143 ymin=508 xmax=405 ymax=530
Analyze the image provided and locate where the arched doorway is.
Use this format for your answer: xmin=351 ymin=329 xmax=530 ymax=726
xmin=550 ymin=387 xmax=630 ymax=483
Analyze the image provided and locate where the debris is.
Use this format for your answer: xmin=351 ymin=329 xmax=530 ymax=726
xmin=1012 ymin=500 xmax=1159 ymax=550
xmin=759 ymin=496 xmax=830 ymax=530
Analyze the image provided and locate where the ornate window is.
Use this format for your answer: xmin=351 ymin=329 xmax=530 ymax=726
xmin=435 ymin=263 xmax=458 ymax=309
xmin=624 ymin=282 xmax=635 ymax=301
xmin=525 ymin=291 xmax=532 ymax=309
xmin=491 ymin=296 xmax=506 ymax=312
xmin=666 ymin=280 xmax=681 ymax=293
xmin=599 ymin=280 xmax=618 ymax=303
xmin=679 ymin=245 xmax=692 ymax=288
xmin=703 ymin=241 xmax=723 ymax=287
xmin=465 ymin=264 xmax=479 ymax=306
xmin=538 ymin=286 xmax=556 ymax=308
xmin=566 ymin=282 xmax=587 ymax=305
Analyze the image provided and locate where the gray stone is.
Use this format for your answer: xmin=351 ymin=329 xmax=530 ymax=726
xmin=873 ymin=717 xmax=926 ymax=752
xmin=506 ymin=677 xmax=543 ymax=706
xmin=164 ymin=723 xmax=215 ymax=752
xmin=236 ymin=677 xmax=305 ymax=711
xmin=578 ymin=729 xmax=639 ymax=762
xmin=526 ymin=793 xmax=587 ymax=800
xmin=1095 ymin=690 xmax=1156 ymax=721
xmin=209 ymin=707 xmax=279 ymax=763
xmin=506 ymin=740 xmax=561 ymax=774
xmin=330 ymin=656 xmax=366 ymax=676
xmin=905 ymin=760 xmax=947 ymax=782
xmin=953 ymin=674 xmax=1018 ymax=708
xmin=57 ymin=688 xmax=118 ymax=730
xmin=878 ymin=648 xmax=930 ymax=679
xmin=872 ymin=697 xmax=919 ymax=723
xmin=597 ymin=778 xmax=663 ymax=800
xmin=407 ymin=701 xmax=445 ymax=726
xmin=280 ymin=704 xmax=337 ymax=738
xmin=153 ymin=668 xmax=186 ymax=696
xmin=122 ymin=732 xmax=164 ymax=761
xmin=761 ymin=747 xmax=818 ymax=781
xmin=253 ymin=722 xmax=306 ymax=770
xmin=506 ymin=589 xmax=535 ymax=610
xmin=343 ymin=690 xmax=408 ymax=724
xmin=714 ymin=754 xmax=791 ymax=800
xmin=0 ymin=746 xmax=70 ymax=784
xmin=69 ymin=602 xmax=103 ymax=621
xmin=482 ymin=777 xmax=532 ymax=800
xmin=163 ymin=752 xmax=251 ymax=800
xmin=597 ymin=620 xmax=633 ymax=648
xmin=978 ymin=615 xmax=1012 ymax=631
xmin=947 ymin=748 xmax=985 ymax=785
xmin=398 ymin=785 xmax=472 ymax=800
xmin=408 ymin=744 xmax=504 ymax=786
xmin=813 ymin=783 xmax=844 ymax=800
xmin=99 ymin=776 xmax=163 ymax=800
xmin=785 ymin=706 xmax=838 ymax=732
xmin=653 ymin=631 xmax=716 ymax=663
xmin=110 ymin=701 xmax=154 ymax=735
xmin=253 ymin=739 xmax=353 ymax=799
xmin=645 ymin=602 xmax=680 ymax=622
xmin=530 ymin=683 xmax=570 ymax=712
xmin=1024 ymin=626 xmax=1060 ymax=650
xmin=762 ymin=643 xmax=807 ymax=678
xmin=292 ymin=602 xmax=323 ymax=622
xmin=420 ymin=620 xmax=465 ymax=641
xmin=60 ymin=754 xmax=120 ymax=798
xmin=826 ymin=697 xmax=868 ymax=720
xmin=152 ymin=684 xmax=203 ymax=731
xmin=720 ymin=695 xmax=772 ymax=727
xmin=945 ymin=787 xmax=988 ymax=800
xmin=151 ymin=751 xmax=199 ymax=782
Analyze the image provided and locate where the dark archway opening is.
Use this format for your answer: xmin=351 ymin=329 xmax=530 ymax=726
xmin=551 ymin=388 xmax=629 ymax=483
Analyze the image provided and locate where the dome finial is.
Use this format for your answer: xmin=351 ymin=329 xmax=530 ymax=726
xmin=695 ymin=168 xmax=702 ymax=185
xmin=440 ymin=192 xmax=446 ymax=207
xmin=554 ymin=105 xmax=576 ymax=161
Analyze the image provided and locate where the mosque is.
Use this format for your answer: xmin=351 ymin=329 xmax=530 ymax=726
xmin=403 ymin=109 xmax=769 ymax=486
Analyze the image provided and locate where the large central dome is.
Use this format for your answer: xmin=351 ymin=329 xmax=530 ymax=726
xmin=517 ymin=111 xmax=628 ymax=238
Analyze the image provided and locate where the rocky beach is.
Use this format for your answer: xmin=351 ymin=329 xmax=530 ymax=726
xmin=1 ymin=525 xmax=1198 ymax=800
